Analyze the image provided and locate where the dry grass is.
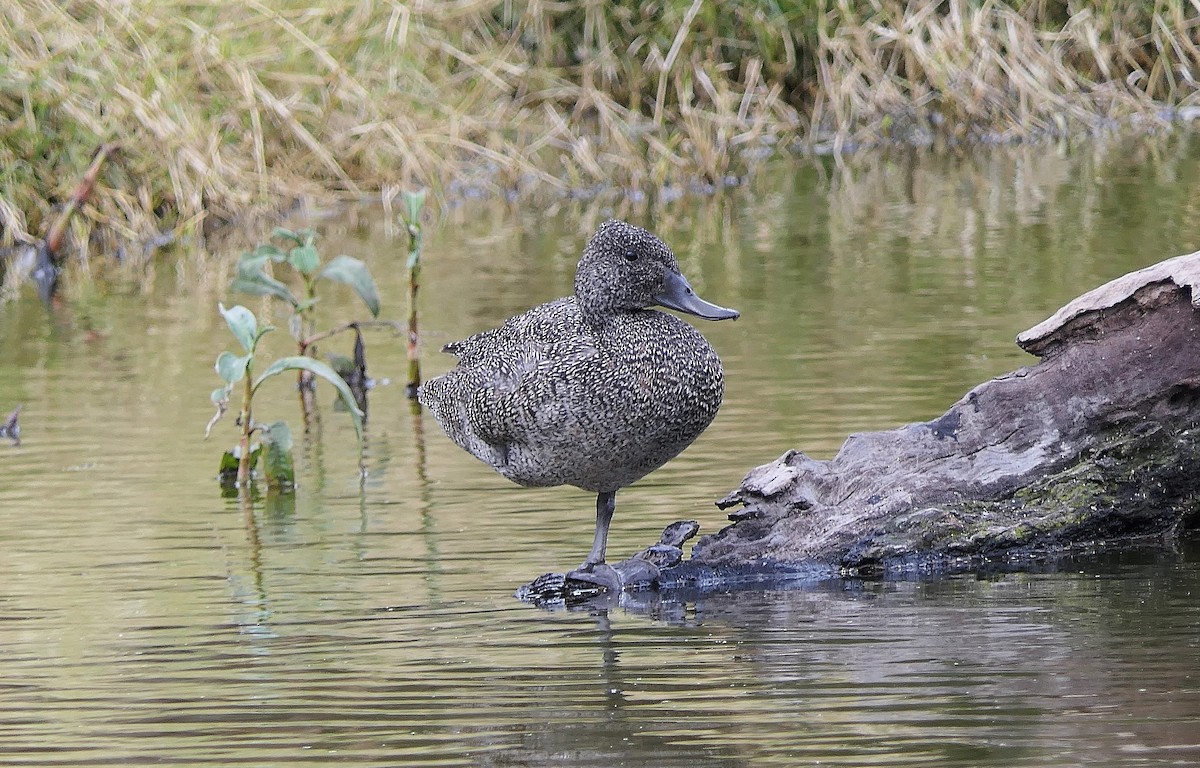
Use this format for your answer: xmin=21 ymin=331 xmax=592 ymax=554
xmin=0 ymin=0 xmax=1197 ymax=278
xmin=813 ymin=0 xmax=1200 ymax=149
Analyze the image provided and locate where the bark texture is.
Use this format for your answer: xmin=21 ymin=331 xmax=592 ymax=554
xmin=698 ymin=251 xmax=1200 ymax=577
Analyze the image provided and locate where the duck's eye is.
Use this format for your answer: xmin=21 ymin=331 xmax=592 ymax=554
xmin=623 ymin=249 xmax=638 ymax=262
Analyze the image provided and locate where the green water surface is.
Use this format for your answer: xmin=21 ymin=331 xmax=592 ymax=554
xmin=1 ymin=134 xmax=1198 ymax=767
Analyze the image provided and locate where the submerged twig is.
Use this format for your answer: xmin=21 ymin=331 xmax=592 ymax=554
xmin=1 ymin=405 xmax=21 ymax=446
xmin=34 ymin=144 xmax=119 ymax=304
xmin=323 ymin=324 xmax=373 ymax=419
xmin=304 ymin=318 xmax=403 ymax=420
xmin=348 ymin=325 xmax=368 ymax=416
xmin=301 ymin=319 xmax=404 ymax=349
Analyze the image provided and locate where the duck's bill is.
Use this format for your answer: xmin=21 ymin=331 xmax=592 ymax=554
xmin=655 ymin=270 xmax=740 ymax=321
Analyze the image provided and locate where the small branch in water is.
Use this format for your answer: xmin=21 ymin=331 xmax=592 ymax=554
xmin=328 ymin=324 xmax=371 ymax=417
xmin=300 ymin=319 xmax=404 ymax=349
xmin=35 ymin=144 xmax=119 ymax=304
xmin=1 ymin=405 xmax=21 ymax=446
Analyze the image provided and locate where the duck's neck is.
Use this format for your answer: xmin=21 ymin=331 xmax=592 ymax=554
xmin=576 ymin=301 xmax=622 ymax=330
xmin=574 ymin=272 xmax=628 ymax=329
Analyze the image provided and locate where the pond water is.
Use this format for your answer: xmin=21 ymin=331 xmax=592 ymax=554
xmin=2 ymin=134 xmax=1199 ymax=766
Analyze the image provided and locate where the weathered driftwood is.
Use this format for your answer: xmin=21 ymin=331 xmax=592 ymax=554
xmin=520 ymin=251 xmax=1200 ymax=606
xmin=701 ymin=249 xmax=1200 ymax=574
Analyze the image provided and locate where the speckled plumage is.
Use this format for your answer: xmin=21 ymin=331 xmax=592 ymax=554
xmin=418 ymin=219 xmax=736 ymax=576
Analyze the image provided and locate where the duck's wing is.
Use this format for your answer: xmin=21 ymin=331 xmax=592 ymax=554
xmin=441 ymin=328 xmax=497 ymax=360
xmin=442 ymin=298 xmax=580 ymax=358
xmin=420 ymin=298 xmax=599 ymax=464
xmin=450 ymin=336 xmax=601 ymax=477
xmin=460 ymin=327 xmax=600 ymax=447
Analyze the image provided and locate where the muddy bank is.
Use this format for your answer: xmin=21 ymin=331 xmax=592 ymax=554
xmin=521 ymin=251 xmax=1200 ymax=606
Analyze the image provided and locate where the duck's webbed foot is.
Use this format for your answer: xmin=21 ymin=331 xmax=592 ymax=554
xmin=566 ymin=562 xmax=622 ymax=595
xmin=516 ymin=563 xmax=622 ymax=607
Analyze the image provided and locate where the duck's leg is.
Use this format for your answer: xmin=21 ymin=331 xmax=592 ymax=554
xmin=581 ymin=490 xmax=617 ymax=568
xmin=566 ymin=491 xmax=621 ymax=593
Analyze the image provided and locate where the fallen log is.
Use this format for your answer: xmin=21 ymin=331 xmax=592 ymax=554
xmin=520 ymin=251 xmax=1200 ymax=606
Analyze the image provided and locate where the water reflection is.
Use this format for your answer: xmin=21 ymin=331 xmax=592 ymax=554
xmin=1 ymin=135 xmax=1199 ymax=766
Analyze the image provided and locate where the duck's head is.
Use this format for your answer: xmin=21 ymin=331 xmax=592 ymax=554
xmin=574 ymin=220 xmax=739 ymax=324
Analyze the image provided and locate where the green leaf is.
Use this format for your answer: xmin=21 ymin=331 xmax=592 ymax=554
xmin=219 ymin=449 xmax=240 ymax=472
xmin=237 ymin=251 xmax=270 ymax=270
xmin=402 ymin=188 xmax=426 ymax=225
xmin=219 ymin=303 xmax=257 ymax=353
xmin=319 ymin=255 xmax=380 ymax=317
xmin=218 ymin=444 xmax=260 ymax=487
xmin=254 ymin=243 xmax=287 ymax=262
xmin=288 ymin=243 xmax=320 ymax=276
xmin=259 ymin=421 xmax=295 ymax=489
xmin=326 ymin=352 xmax=356 ymax=380
xmin=272 ymin=226 xmax=301 ymax=244
xmin=254 ymin=324 xmax=275 ymax=345
xmin=215 ymin=351 xmax=251 ymax=384
xmin=252 ymin=355 xmax=364 ymax=441
xmin=233 ymin=254 xmax=299 ymax=307
xmin=210 ymin=385 xmax=230 ymax=404
xmin=218 ymin=448 xmax=241 ymax=478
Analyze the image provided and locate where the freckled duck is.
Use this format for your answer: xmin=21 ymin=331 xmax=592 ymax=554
xmin=418 ymin=219 xmax=738 ymax=590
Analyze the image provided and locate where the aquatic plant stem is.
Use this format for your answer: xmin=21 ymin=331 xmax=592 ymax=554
xmin=237 ymin=363 xmax=254 ymax=487
xmin=403 ymin=199 xmax=424 ymax=401
xmin=297 ymin=279 xmax=318 ymax=421
xmin=406 ymin=260 xmax=421 ymax=401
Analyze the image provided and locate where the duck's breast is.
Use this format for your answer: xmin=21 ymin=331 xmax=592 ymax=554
xmin=503 ymin=310 xmax=724 ymax=491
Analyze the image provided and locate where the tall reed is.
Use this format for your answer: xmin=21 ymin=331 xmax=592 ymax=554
xmin=1 ymin=0 xmax=1196 ymax=276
